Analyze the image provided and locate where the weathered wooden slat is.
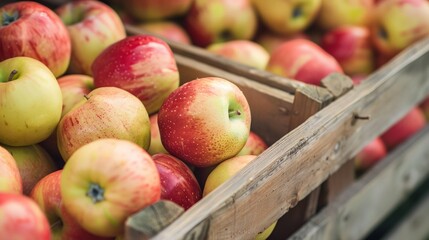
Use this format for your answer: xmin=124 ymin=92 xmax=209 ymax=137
xmin=151 ymin=37 xmax=429 ymax=240
xmin=289 ymin=125 xmax=429 ymax=240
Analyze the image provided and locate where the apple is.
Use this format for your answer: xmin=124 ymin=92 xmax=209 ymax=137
xmin=31 ymin=170 xmax=113 ymax=240
xmin=158 ymin=77 xmax=251 ymax=167
xmin=56 ymin=0 xmax=126 ymax=75
xmin=206 ymin=40 xmax=270 ymax=70
xmin=92 ymin=35 xmax=180 ymax=115
xmin=321 ymin=26 xmax=375 ymax=76
xmin=133 ymin=21 xmax=191 ymax=44
xmin=419 ymin=96 xmax=429 ymax=120
xmin=122 ymin=0 xmax=192 ymax=21
xmin=0 ymin=146 xmax=22 ymax=194
xmin=203 ymin=155 xmax=276 ymax=239
xmin=236 ymin=131 xmax=268 ymax=156
xmin=266 ymin=39 xmax=344 ymax=86
xmin=381 ymin=107 xmax=427 ymax=150
xmin=317 ymin=0 xmax=374 ymax=30
xmin=57 ymin=87 xmax=151 ymax=161
xmin=371 ymin=0 xmax=429 ymax=58
xmin=61 ymin=138 xmax=161 ymax=237
xmin=148 ymin=113 xmax=168 ymax=155
xmin=0 ymin=193 xmax=51 ymax=239
xmin=0 ymin=57 xmax=63 ymax=147
xmin=184 ymin=0 xmax=257 ymax=47
xmin=351 ymin=75 xmax=367 ymax=85
xmin=58 ymin=74 xmax=95 ymax=117
xmin=255 ymin=30 xmax=309 ymax=54
xmin=252 ymin=0 xmax=321 ymax=35
xmin=2 ymin=144 xmax=58 ymax=196
xmin=0 ymin=1 xmax=71 ymax=77
xmin=153 ymin=153 xmax=202 ymax=210
xmin=354 ymin=137 xmax=387 ymax=172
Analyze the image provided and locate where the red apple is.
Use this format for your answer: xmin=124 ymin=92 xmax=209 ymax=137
xmin=2 ymin=144 xmax=58 ymax=195
xmin=0 ymin=192 xmax=51 ymax=240
xmin=321 ymin=26 xmax=375 ymax=76
xmin=92 ymin=35 xmax=180 ymax=115
xmin=266 ymin=39 xmax=344 ymax=86
xmin=158 ymin=77 xmax=251 ymax=167
xmin=122 ymin=0 xmax=192 ymax=21
xmin=236 ymin=131 xmax=268 ymax=156
xmin=0 ymin=145 xmax=22 ymax=194
xmin=31 ymin=170 xmax=112 ymax=240
xmin=134 ymin=21 xmax=191 ymax=44
xmin=419 ymin=96 xmax=429 ymax=120
xmin=55 ymin=0 xmax=126 ymax=75
xmin=0 ymin=1 xmax=71 ymax=77
xmin=153 ymin=153 xmax=202 ymax=210
xmin=148 ymin=113 xmax=168 ymax=155
xmin=57 ymin=87 xmax=151 ymax=161
xmin=61 ymin=138 xmax=161 ymax=237
xmin=381 ymin=107 xmax=427 ymax=150
xmin=184 ymin=0 xmax=258 ymax=47
xmin=354 ymin=137 xmax=387 ymax=172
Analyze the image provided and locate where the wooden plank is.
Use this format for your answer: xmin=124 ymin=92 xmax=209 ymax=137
xmin=151 ymin=37 xmax=429 ymax=240
xmin=289 ymin=125 xmax=429 ymax=240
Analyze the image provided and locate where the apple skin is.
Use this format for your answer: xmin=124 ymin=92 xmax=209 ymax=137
xmin=207 ymin=40 xmax=270 ymax=70
xmin=0 ymin=146 xmax=22 ymax=194
xmin=354 ymin=137 xmax=387 ymax=172
xmin=123 ymin=0 xmax=192 ymax=21
xmin=419 ymin=96 xmax=429 ymax=121
xmin=0 ymin=1 xmax=71 ymax=77
xmin=57 ymin=87 xmax=151 ymax=161
xmin=1 ymin=144 xmax=58 ymax=196
xmin=153 ymin=153 xmax=202 ymax=210
xmin=184 ymin=0 xmax=257 ymax=47
xmin=321 ymin=26 xmax=375 ymax=76
xmin=252 ymin=0 xmax=321 ymax=35
xmin=158 ymin=77 xmax=251 ymax=168
xmin=0 ymin=192 xmax=51 ymax=240
xmin=317 ymin=0 xmax=374 ymax=30
xmin=148 ymin=113 xmax=168 ymax=155
xmin=255 ymin=30 xmax=309 ymax=54
xmin=381 ymin=107 xmax=427 ymax=150
xmin=30 ymin=170 xmax=113 ymax=240
xmin=61 ymin=138 xmax=161 ymax=237
xmin=92 ymin=35 xmax=180 ymax=115
xmin=266 ymin=39 xmax=344 ymax=86
xmin=134 ymin=21 xmax=191 ymax=44
xmin=55 ymin=0 xmax=126 ymax=75
xmin=236 ymin=131 xmax=268 ymax=156
xmin=371 ymin=0 xmax=429 ymax=58
xmin=0 ymin=57 xmax=63 ymax=147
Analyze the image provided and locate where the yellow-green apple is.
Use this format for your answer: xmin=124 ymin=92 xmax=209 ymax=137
xmin=57 ymin=87 xmax=151 ymax=161
xmin=255 ymin=30 xmax=309 ymax=54
xmin=0 ymin=146 xmax=22 ymax=194
xmin=158 ymin=77 xmax=251 ymax=167
xmin=371 ymin=0 xmax=429 ymax=58
xmin=381 ymin=107 xmax=426 ymax=150
xmin=1 ymin=144 xmax=58 ymax=195
xmin=31 ymin=170 xmax=113 ymax=240
xmin=184 ymin=0 xmax=257 ymax=47
xmin=317 ymin=0 xmax=374 ymax=30
xmin=133 ymin=21 xmax=191 ymax=44
xmin=92 ymin=35 xmax=179 ymax=115
xmin=0 ymin=57 xmax=63 ymax=146
xmin=148 ymin=113 xmax=168 ymax=155
xmin=252 ymin=0 xmax=321 ymax=35
xmin=419 ymin=96 xmax=429 ymax=120
xmin=203 ymin=155 xmax=276 ymax=239
xmin=236 ymin=131 xmax=268 ymax=156
xmin=153 ymin=153 xmax=202 ymax=210
xmin=61 ymin=138 xmax=161 ymax=237
xmin=266 ymin=39 xmax=344 ymax=86
xmin=55 ymin=0 xmax=126 ymax=75
xmin=207 ymin=40 xmax=270 ymax=70
xmin=0 ymin=193 xmax=51 ymax=239
xmin=0 ymin=1 xmax=71 ymax=77
xmin=354 ymin=137 xmax=387 ymax=172
xmin=321 ymin=26 xmax=375 ymax=76
xmin=122 ymin=0 xmax=192 ymax=21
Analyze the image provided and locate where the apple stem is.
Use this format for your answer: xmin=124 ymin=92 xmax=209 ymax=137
xmin=229 ymin=110 xmax=241 ymax=118
xmin=2 ymin=11 xmax=19 ymax=26
xmin=7 ymin=70 xmax=18 ymax=82
xmin=83 ymin=94 xmax=89 ymax=100
xmin=87 ymin=183 xmax=105 ymax=203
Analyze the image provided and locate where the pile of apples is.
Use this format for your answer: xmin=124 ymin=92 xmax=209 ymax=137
xmin=0 ymin=1 xmax=272 ymax=239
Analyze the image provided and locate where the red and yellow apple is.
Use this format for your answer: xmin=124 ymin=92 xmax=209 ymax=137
xmin=0 ymin=146 xmax=22 ymax=194
xmin=148 ymin=113 xmax=168 ymax=155
xmin=354 ymin=137 xmax=387 ymax=172
xmin=255 ymin=30 xmax=309 ymax=54
xmin=134 ymin=21 xmax=191 ymax=44
xmin=236 ymin=131 xmax=268 ymax=156
xmin=123 ymin=0 xmax=192 ymax=21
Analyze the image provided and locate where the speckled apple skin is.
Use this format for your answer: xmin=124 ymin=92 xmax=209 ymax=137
xmin=158 ymin=77 xmax=251 ymax=168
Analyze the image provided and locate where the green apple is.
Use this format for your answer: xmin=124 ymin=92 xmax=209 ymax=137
xmin=0 ymin=57 xmax=62 ymax=146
